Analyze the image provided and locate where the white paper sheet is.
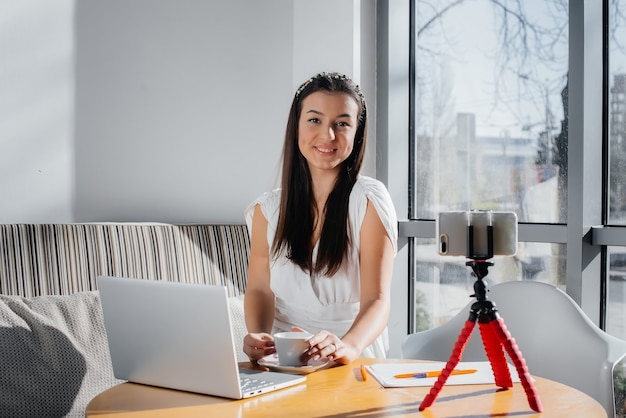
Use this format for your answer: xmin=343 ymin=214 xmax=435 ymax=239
xmin=365 ymin=361 xmax=521 ymax=388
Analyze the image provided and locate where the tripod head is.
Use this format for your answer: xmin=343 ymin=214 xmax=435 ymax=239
xmin=466 ymin=259 xmax=493 ymax=302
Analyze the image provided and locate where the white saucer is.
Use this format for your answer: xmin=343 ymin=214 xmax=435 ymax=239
xmin=258 ymin=355 xmax=329 ymax=375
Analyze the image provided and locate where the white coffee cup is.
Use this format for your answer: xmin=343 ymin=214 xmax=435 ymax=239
xmin=273 ymin=331 xmax=313 ymax=367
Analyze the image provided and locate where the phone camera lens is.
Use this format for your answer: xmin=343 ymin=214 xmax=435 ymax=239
xmin=439 ymin=235 xmax=448 ymax=254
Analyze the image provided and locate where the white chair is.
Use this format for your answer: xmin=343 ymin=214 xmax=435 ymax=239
xmin=402 ymin=280 xmax=626 ymax=416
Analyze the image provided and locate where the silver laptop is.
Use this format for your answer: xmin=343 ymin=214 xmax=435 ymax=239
xmin=97 ymin=276 xmax=305 ymax=399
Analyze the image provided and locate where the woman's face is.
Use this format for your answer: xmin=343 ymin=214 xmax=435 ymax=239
xmin=297 ymin=91 xmax=360 ymax=177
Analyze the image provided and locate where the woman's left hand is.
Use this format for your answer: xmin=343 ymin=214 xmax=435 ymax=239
xmin=301 ymin=329 xmax=356 ymax=365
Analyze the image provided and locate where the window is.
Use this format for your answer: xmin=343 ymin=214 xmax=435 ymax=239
xmin=410 ymin=0 xmax=569 ymax=330
xmin=379 ymin=1 xmax=626 ymax=413
xmin=380 ymin=0 xmax=624 ymax=338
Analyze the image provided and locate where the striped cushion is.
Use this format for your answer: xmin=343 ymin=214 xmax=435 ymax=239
xmin=0 ymin=224 xmax=250 ymax=298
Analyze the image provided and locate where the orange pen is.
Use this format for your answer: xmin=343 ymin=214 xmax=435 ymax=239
xmin=394 ymin=369 xmax=477 ymax=379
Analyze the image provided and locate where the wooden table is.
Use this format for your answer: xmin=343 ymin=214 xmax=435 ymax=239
xmin=86 ymin=358 xmax=607 ymax=417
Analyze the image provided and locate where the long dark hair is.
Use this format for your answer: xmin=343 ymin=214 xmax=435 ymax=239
xmin=272 ymin=72 xmax=368 ymax=276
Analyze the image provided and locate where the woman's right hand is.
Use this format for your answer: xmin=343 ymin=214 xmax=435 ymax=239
xmin=243 ymin=332 xmax=276 ymax=363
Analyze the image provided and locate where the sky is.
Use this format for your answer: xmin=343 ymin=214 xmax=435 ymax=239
xmin=416 ymin=0 xmax=582 ymax=140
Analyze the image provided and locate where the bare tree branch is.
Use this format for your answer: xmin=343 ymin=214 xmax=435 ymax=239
xmin=417 ymin=0 xmax=466 ymax=37
xmin=610 ymin=0 xmax=626 ymax=50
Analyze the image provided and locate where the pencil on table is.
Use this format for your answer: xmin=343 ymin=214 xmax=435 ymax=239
xmin=360 ymin=364 xmax=368 ymax=381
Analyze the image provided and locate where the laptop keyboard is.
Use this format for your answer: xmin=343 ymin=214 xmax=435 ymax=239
xmin=240 ymin=376 xmax=274 ymax=392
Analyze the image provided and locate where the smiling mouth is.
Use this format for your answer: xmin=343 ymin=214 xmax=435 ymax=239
xmin=315 ymin=146 xmax=336 ymax=154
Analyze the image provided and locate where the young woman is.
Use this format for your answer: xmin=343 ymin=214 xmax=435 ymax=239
xmin=243 ymin=72 xmax=397 ymax=365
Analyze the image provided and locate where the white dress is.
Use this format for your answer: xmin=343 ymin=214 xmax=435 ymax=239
xmin=245 ymin=176 xmax=398 ymax=358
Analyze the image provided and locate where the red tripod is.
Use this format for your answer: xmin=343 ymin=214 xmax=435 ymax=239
xmin=418 ymin=260 xmax=543 ymax=412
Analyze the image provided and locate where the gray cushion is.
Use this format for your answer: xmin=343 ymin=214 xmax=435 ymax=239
xmin=0 ymin=292 xmax=121 ymax=418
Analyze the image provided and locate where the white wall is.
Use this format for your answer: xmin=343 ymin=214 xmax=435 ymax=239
xmin=1 ymin=0 xmax=377 ymax=224
xmin=0 ymin=1 xmax=74 ymax=222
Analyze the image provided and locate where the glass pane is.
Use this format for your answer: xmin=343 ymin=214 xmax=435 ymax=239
xmin=414 ymin=0 xmax=568 ymax=222
xmin=608 ymin=0 xmax=626 ymax=224
xmin=607 ymin=246 xmax=626 ymax=340
xmin=415 ymin=239 xmax=566 ymax=331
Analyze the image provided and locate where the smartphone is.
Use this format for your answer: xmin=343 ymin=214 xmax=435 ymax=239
xmin=436 ymin=211 xmax=518 ymax=258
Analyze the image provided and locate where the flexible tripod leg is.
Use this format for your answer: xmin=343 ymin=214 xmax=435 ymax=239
xmin=489 ymin=317 xmax=543 ymax=412
xmin=418 ymin=319 xmax=476 ymax=411
xmin=478 ymin=321 xmax=513 ymax=388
